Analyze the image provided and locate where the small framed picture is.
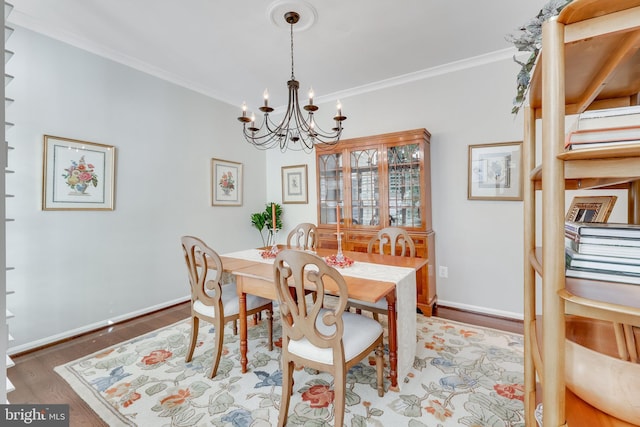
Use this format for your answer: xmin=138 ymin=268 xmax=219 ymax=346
xmin=282 ymin=164 xmax=308 ymax=204
xmin=42 ymin=135 xmax=116 ymax=210
xmin=566 ymin=195 xmax=617 ymax=223
xmin=211 ymin=158 xmax=243 ymax=206
xmin=468 ymin=141 xmax=523 ymax=201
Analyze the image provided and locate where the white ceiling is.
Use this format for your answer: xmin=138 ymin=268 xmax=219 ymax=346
xmin=8 ymin=0 xmax=549 ymax=111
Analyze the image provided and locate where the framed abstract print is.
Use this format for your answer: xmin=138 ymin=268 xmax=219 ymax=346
xmin=468 ymin=141 xmax=523 ymax=201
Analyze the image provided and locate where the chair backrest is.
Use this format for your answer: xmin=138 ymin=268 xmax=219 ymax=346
xmin=367 ymin=227 xmax=416 ymax=257
xmin=273 ymin=250 xmax=347 ymax=350
xmin=286 ymin=223 xmax=318 ymax=250
xmin=181 ymin=235 xmax=224 ymax=308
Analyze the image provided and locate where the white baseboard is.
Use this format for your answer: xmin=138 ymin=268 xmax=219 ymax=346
xmin=9 ymin=297 xmax=522 ymax=355
xmin=8 ymin=296 xmax=190 ymax=355
xmin=437 ymin=299 xmax=523 ymax=321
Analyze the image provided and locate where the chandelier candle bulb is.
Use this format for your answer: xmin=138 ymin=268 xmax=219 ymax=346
xmin=308 ymin=87 xmax=314 ymax=105
xmin=263 ymin=89 xmax=269 ymax=107
xmin=238 ymin=102 xmax=251 ymax=123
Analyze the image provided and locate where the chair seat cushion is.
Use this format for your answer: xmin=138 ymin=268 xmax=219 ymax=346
xmin=288 ymin=309 xmax=383 ymax=365
xmin=193 ymin=282 xmax=270 ymax=318
xmin=347 ymin=297 xmax=387 ymax=311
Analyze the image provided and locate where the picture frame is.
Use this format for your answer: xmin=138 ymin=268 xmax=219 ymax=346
xmin=281 ymin=164 xmax=308 ymax=204
xmin=211 ymin=158 xmax=243 ymax=206
xmin=468 ymin=141 xmax=523 ymax=201
xmin=42 ymin=135 xmax=116 ymax=211
xmin=565 ymin=195 xmax=617 ymax=223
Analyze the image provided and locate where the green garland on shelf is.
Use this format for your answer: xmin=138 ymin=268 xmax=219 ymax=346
xmin=506 ymin=0 xmax=573 ymax=114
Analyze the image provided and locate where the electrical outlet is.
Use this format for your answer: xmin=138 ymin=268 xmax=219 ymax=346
xmin=438 ymin=266 xmax=448 ymax=278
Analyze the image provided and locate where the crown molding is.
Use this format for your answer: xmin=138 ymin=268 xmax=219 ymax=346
xmin=316 ymin=47 xmax=521 ymax=106
xmin=8 ymin=10 xmax=231 ymax=103
xmin=9 ymin=10 xmax=521 ymax=109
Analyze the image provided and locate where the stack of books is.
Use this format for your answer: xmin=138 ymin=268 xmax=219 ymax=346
xmin=564 ymin=221 xmax=640 ymax=285
xmin=565 ymin=105 xmax=640 ymax=150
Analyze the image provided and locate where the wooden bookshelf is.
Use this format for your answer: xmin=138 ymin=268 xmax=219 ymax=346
xmin=523 ymin=1 xmax=640 ymax=426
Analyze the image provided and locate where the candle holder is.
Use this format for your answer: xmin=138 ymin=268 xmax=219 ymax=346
xmin=260 ymin=228 xmax=280 ymax=259
xmin=324 ymin=232 xmax=353 ymax=268
xmin=270 ymin=228 xmax=280 ymax=254
xmin=336 ymin=232 xmax=345 ymax=263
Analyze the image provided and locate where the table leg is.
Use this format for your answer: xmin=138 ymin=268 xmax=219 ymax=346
xmin=386 ymin=292 xmax=398 ymax=389
xmin=239 ymin=290 xmax=248 ymax=373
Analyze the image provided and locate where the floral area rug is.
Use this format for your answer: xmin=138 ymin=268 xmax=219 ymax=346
xmin=55 ymin=311 xmax=525 ymax=426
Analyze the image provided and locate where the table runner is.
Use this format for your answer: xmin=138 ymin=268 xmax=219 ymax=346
xmin=223 ymin=249 xmax=417 ymax=386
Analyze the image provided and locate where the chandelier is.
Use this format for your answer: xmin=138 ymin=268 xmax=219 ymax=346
xmin=237 ymin=11 xmax=346 ymax=152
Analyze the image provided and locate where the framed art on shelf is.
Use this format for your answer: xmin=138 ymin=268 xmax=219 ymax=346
xmin=281 ymin=164 xmax=308 ymax=204
xmin=468 ymin=141 xmax=523 ymax=201
xmin=565 ymin=195 xmax=617 ymax=223
xmin=42 ymin=135 xmax=116 ymax=211
xmin=211 ymin=158 xmax=243 ymax=206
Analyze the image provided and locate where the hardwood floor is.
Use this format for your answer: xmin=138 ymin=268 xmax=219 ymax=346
xmin=8 ymin=302 xmax=192 ymax=426
xmin=7 ymin=302 xmax=521 ymax=426
xmin=433 ymin=305 xmax=523 ymax=334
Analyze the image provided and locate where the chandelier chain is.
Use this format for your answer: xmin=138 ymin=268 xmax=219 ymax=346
xmin=290 ymin=21 xmax=295 ymax=80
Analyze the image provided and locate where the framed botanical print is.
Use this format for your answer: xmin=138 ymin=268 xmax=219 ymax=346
xmin=282 ymin=164 xmax=308 ymax=204
xmin=42 ymin=135 xmax=116 ymax=210
xmin=211 ymin=158 xmax=243 ymax=206
xmin=468 ymin=141 xmax=523 ymax=201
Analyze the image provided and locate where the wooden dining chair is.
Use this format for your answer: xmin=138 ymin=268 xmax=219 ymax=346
xmin=347 ymin=227 xmax=416 ymax=320
xmin=273 ymin=249 xmax=384 ymax=427
xmin=181 ymin=235 xmax=273 ymax=378
xmin=286 ymin=222 xmax=318 ymax=250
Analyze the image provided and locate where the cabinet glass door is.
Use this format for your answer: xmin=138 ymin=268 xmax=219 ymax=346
xmin=350 ymin=148 xmax=380 ymax=226
xmin=317 ymin=153 xmax=343 ymax=225
xmin=388 ymin=144 xmax=422 ymax=227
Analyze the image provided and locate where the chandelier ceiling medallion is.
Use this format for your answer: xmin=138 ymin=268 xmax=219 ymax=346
xmin=237 ymin=10 xmax=346 ymax=153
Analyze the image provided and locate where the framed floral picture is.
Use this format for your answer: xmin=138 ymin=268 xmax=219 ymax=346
xmin=42 ymin=135 xmax=116 ymax=210
xmin=211 ymin=158 xmax=243 ymax=206
xmin=468 ymin=141 xmax=523 ymax=201
xmin=281 ymin=164 xmax=308 ymax=204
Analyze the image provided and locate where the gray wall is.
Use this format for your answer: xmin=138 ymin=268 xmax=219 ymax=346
xmin=6 ymin=28 xmax=267 ymax=352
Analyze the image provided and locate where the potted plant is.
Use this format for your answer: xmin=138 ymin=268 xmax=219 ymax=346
xmin=250 ymin=203 xmax=282 ymax=247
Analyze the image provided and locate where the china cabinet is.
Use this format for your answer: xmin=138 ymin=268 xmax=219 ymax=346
xmin=315 ymin=128 xmax=436 ymax=315
xmin=523 ymin=1 xmax=640 ymax=426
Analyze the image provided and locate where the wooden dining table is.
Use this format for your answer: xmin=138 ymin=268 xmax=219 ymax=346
xmin=220 ymin=245 xmax=428 ymax=389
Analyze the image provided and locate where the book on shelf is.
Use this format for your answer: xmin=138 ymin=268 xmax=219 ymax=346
xmin=565 ymin=139 xmax=640 ymax=150
xmin=566 ymin=267 xmax=640 ymax=286
xmin=575 ymin=105 xmax=640 ymax=131
xmin=565 ymin=221 xmax=640 ymax=239
xmin=565 ymin=237 xmax=640 ymax=259
xmin=565 ymin=248 xmax=640 ymax=274
xmin=564 ymin=233 xmax=640 ymax=247
xmin=565 ymin=246 xmax=640 ymax=265
xmin=564 ymin=125 xmax=640 ymax=149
